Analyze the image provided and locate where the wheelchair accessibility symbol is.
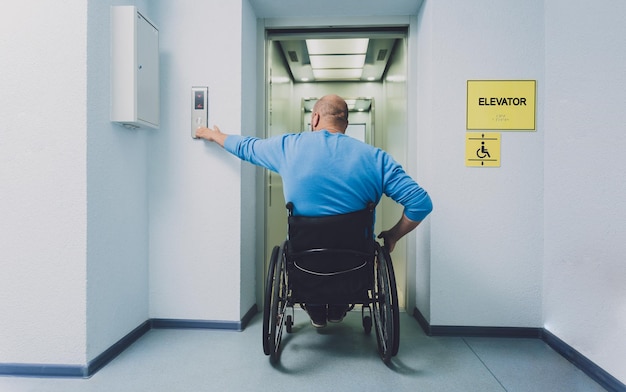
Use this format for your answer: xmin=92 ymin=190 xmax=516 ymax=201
xmin=477 ymin=142 xmax=491 ymax=159
xmin=466 ymin=132 xmax=500 ymax=167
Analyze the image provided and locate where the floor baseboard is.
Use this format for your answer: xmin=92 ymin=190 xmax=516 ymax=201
xmin=413 ymin=307 xmax=625 ymax=392
xmin=0 ymin=305 xmax=258 ymax=379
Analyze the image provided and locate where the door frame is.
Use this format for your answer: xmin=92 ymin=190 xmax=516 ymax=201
xmin=255 ymin=15 xmax=419 ymax=314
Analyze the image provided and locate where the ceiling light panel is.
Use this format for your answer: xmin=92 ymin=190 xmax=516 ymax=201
xmin=306 ymin=38 xmax=369 ymax=55
xmin=309 ymin=54 xmax=366 ymax=69
xmin=312 ymin=69 xmax=363 ymax=80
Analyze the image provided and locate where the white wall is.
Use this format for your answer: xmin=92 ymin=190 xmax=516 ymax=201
xmin=0 ymin=0 xmax=256 ymax=368
xmin=0 ymin=0 xmax=88 ymax=365
xmin=240 ymin=0 xmax=259 ymax=318
xmin=414 ymin=0 xmax=625 ymax=383
xmin=0 ymin=0 xmax=153 ymax=366
xmin=149 ymin=0 xmax=254 ymax=322
xmin=543 ymin=0 xmax=626 ymax=383
xmin=415 ymin=0 xmax=544 ymax=327
xmin=86 ymin=0 xmax=153 ymax=362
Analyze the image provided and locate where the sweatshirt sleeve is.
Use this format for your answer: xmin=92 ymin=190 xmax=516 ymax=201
xmin=223 ymin=134 xmax=245 ymax=155
xmin=223 ymin=134 xmax=286 ymax=173
xmin=382 ymin=156 xmax=433 ymax=222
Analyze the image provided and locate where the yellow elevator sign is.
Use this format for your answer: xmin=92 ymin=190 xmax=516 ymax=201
xmin=467 ymin=80 xmax=536 ymax=130
xmin=466 ymin=132 xmax=500 ymax=167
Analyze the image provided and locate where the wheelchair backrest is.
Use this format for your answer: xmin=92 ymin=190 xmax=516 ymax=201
xmin=286 ymin=203 xmax=375 ymax=254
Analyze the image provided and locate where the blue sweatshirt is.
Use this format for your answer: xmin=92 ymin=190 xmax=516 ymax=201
xmin=224 ymin=130 xmax=432 ymax=221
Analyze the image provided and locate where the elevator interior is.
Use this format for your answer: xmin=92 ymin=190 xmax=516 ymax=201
xmin=263 ymin=27 xmax=411 ymax=309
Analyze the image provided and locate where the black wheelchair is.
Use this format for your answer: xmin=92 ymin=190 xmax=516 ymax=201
xmin=262 ymin=202 xmax=400 ymax=363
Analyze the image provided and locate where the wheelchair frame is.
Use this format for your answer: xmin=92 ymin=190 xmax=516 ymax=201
xmin=262 ymin=204 xmax=400 ymax=364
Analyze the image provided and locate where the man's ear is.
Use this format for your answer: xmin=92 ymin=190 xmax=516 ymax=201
xmin=311 ymin=112 xmax=319 ymax=129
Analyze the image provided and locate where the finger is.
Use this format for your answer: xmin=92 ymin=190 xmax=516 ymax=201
xmin=197 ymin=127 xmax=209 ymax=138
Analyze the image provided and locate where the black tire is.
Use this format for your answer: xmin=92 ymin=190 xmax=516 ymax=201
xmin=372 ymin=243 xmax=400 ymax=363
xmin=262 ymin=246 xmax=280 ymax=355
xmin=380 ymin=245 xmax=400 ymax=356
xmin=269 ymin=242 xmax=287 ymax=363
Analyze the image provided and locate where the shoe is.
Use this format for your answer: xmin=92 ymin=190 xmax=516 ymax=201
xmin=327 ymin=304 xmax=349 ymax=323
xmin=304 ymin=304 xmax=327 ymax=328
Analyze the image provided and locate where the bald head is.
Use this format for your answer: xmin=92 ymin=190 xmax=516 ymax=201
xmin=311 ymin=94 xmax=349 ymax=133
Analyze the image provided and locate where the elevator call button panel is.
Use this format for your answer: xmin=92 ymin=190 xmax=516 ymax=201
xmin=191 ymin=86 xmax=208 ymax=138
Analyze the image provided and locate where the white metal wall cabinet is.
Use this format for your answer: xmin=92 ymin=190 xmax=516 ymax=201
xmin=110 ymin=6 xmax=159 ymax=129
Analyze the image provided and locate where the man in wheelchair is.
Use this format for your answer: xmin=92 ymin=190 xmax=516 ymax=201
xmin=196 ymin=94 xmax=432 ymax=328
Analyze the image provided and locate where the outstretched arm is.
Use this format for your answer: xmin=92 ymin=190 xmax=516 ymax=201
xmin=377 ymin=214 xmax=421 ymax=253
xmin=196 ymin=125 xmax=228 ymax=147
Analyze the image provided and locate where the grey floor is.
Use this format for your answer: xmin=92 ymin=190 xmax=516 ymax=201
xmin=0 ymin=310 xmax=606 ymax=392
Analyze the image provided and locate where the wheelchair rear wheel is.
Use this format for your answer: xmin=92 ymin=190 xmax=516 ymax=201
xmin=372 ymin=243 xmax=400 ymax=363
xmin=262 ymin=246 xmax=279 ymax=355
xmin=262 ymin=242 xmax=288 ymax=363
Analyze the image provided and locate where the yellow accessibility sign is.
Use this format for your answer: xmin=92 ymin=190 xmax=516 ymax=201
xmin=466 ymin=132 xmax=500 ymax=167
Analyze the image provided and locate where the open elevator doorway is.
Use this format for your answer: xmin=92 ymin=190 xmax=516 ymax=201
xmin=263 ymin=26 xmax=410 ymax=310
